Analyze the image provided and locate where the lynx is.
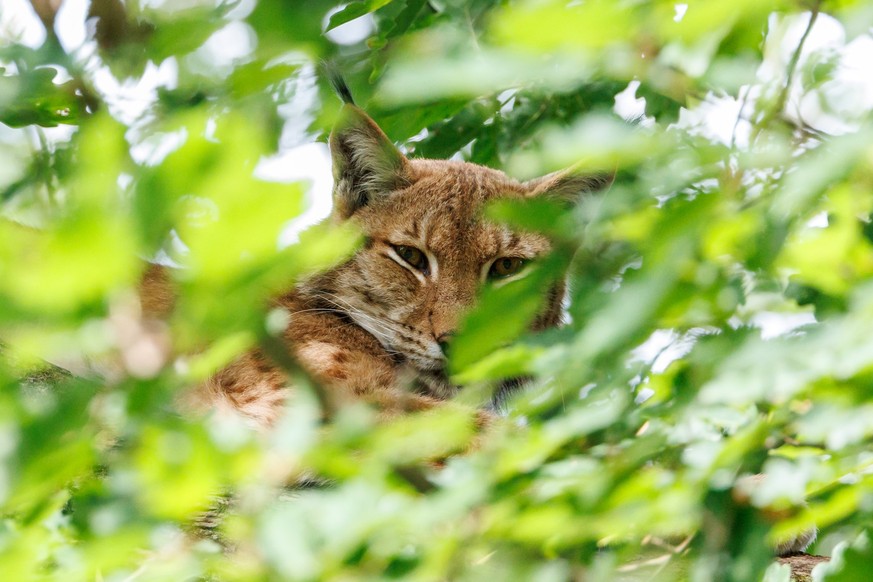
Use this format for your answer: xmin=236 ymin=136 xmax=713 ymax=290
xmin=140 ymin=90 xmax=609 ymax=429
xmin=141 ymin=84 xmax=812 ymax=556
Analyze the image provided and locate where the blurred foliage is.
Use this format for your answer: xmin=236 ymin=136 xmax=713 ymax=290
xmin=2 ymin=0 xmax=873 ymax=580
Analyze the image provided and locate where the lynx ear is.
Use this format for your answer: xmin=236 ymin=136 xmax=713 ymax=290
xmin=329 ymin=105 xmax=411 ymax=219
xmin=525 ymin=168 xmax=613 ymax=203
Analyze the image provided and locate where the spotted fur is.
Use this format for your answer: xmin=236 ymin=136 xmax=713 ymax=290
xmin=154 ymin=103 xmax=608 ymax=427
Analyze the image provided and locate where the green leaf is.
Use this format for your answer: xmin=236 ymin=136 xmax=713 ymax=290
xmin=819 ymin=532 xmax=873 ymax=582
xmin=327 ymin=0 xmax=398 ymax=31
xmin=451 ymin=254 xmax=566 ymax=373
xmin=371 ymin=98 xmax=469 ymax=143
xmin=0 ymin=68 xmax=84 ymax=128
xmin=413 ymin=98 xmax=499 ymax=158
xmin=378 ymin=48 xmax=594 ymax=104
xmin=248 ymin=0 xmax=336 ymax=56
xmin=374 ymin=0 xmax=431 ymax=42
xmin=228 ymin=59 xmax=300 ymax=99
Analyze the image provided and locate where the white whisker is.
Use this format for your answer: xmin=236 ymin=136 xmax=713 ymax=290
xmin=307 ymin=290 xmax=444 ymax=365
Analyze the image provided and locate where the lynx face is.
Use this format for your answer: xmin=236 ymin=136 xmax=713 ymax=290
xmin=328 ymin=161 xmax=554 ymax=397
xmin=306 ymin=104 xmax=609 ymax=399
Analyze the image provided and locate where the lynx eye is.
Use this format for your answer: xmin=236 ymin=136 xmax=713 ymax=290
xmin=393 ymin=244 xmax=429 ymax=273
xmin=489 ymin=257 xmax=527 ymax=279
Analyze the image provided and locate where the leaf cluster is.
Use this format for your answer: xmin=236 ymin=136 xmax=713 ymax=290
xmin=2 ymin=0 xmax=873 ymax=580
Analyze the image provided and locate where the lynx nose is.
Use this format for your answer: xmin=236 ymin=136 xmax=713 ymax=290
xmin=436 ymin=331 xmax=455 ymax=356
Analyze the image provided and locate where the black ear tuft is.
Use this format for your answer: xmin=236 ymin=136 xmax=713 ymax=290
xmin=324 ymin=62 xmax=355 ymax=105
xmin=525 ymin=168 xmax=614 ymax=203
xmin=329 ymin=105 xmax=411 ymax=219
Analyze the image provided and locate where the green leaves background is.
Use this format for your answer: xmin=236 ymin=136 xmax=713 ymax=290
xmin=2 ymin=0 xmax=873 ymax=579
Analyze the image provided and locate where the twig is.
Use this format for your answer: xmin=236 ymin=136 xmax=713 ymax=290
xmin=256 ymin=329 xmax=338 ymax=423
xmin=464 ymin=6 xmax=481 ymax=52
xmin=752 ymin=2 xmax=822 ymax=141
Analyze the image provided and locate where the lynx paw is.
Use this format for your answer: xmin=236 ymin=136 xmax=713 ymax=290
xmin=773 ymin=526 xmax=817 ymax=556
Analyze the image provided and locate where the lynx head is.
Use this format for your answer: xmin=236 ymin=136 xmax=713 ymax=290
xmin=324 ymin=104 xmax=609 ymax=398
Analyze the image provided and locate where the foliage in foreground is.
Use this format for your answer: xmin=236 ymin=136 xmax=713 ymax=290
xmin=2 ymin=0 xmax=873 ymax=580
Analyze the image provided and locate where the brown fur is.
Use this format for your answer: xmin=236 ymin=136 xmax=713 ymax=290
xmin=150 ymin=104 xmax=607 ymax=428
xmin=140 ymin=263 xmax=174 ymax=318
